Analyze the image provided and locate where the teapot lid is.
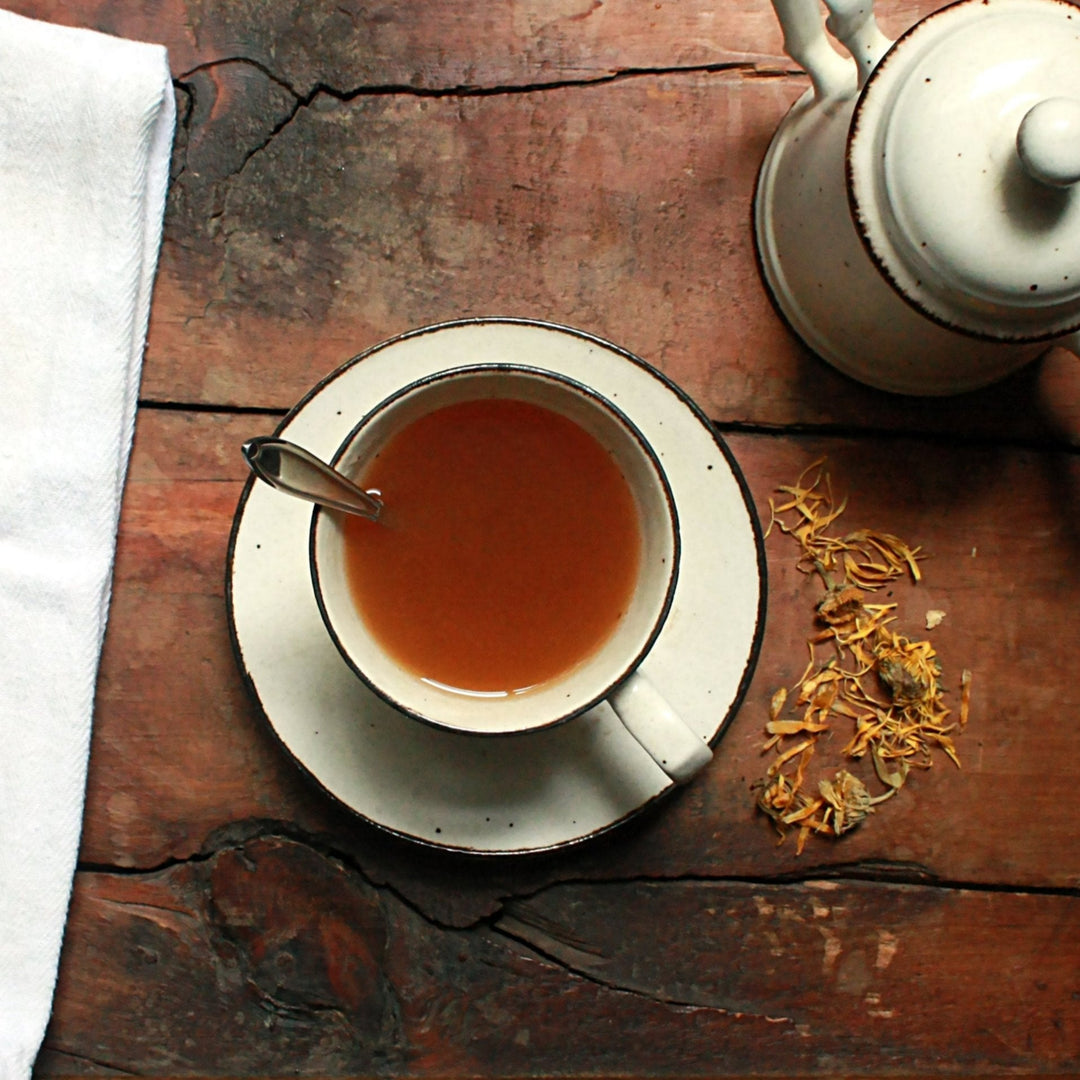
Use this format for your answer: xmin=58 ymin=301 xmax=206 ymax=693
xmin=848 ymin=0 xmax=1080 ymax=341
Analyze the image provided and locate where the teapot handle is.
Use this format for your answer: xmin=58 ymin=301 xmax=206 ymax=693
xmin=772 ymin=0 xmax=892 ymax=100
xmin=1060 ymin=331 xmax=1080 ymax=358
xmin=824 ymin=0 xmax=892 ymax=86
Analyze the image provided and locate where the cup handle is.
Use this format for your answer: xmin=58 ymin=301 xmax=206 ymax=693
xmin=607 ymin=671 xmax=713 ymax=784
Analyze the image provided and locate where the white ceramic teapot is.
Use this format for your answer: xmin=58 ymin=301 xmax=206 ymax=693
xmin=754 ymin=0 xmax=1080 ymax=395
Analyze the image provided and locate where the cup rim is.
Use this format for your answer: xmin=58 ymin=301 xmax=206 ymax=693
xmin=309 ymin=362 xmax=681 ymax=736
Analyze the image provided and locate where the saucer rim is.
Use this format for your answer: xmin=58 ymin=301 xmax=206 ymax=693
xmin=225 ymin=316 xmax=768 ymax=856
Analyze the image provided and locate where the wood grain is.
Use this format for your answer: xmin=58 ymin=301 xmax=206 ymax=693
xmin=150 ymin=67 xmax=1080 ymax=442
xmin=5 ymin=0 xmax=938 ymax=86
xmin=42 ymin=834 xmax=1079 ymax=1075
xmin=13 ymin=0 xmax=1080 ymax=1073
xmin=80 ymin=411 xmax=1080 ymax=901
xmin=12 ymin=0 xmax=1079 ymax=441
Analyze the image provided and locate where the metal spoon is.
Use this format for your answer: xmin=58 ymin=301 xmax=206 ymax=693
xmin=242 ymin=436 xmax=382 ymax=521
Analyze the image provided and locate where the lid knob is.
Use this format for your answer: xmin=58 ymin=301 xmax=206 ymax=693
xmin=1017 ymin=97 xmax=1080 ymax=188
xmin=847 ymin=0 xmax=1080 ymax=342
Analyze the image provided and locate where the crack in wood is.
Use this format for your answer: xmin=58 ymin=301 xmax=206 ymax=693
xmin=171 ymin=55 xmax=790 ymax=181
xmin=38 ymin=1049 xmax=138 ymax=1077
xmin=176 ymin=55 xmax=785 ymax=103
xmin=77 ymin=817 xmax=1080 ymax=909
xmin=59 ymin=823 xmax=1080 ymax=1070
xmin=94 ymin=895 xmax=200 ymax=924
xmin=492 ymin=912 xmax=797 ymax=1025
xmin=712 ymin=417 xmax=1080 ymax=456
xmin=136 ymin=398 xmax=288 ymax=416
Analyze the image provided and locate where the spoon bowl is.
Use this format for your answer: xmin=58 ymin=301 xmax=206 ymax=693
xmin=242 ymin=436 xmax=383 ymax=520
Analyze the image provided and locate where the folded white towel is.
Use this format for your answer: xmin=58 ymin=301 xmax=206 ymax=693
xmin=0 ymin=9 xmax=174 ymax=1077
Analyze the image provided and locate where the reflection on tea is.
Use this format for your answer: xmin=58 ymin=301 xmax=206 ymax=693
xmin=342 ymin=397 xmax=641 ymax=694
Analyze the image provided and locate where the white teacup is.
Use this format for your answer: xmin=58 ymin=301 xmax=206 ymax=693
xmin=310 ymin=364 xmax=712 ymax=783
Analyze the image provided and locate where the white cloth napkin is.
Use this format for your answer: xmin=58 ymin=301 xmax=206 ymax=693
xmin=0 ymin=9 xmax=174 ymax=1077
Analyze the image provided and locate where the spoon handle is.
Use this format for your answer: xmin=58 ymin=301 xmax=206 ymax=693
xmin=242 ymin=436 xmax=382 ymax=520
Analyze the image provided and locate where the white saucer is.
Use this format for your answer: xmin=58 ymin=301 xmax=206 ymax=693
xmin=226 ymin=319 xmax=765 ymax=854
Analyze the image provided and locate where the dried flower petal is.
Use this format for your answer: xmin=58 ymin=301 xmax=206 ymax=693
xmin=819 ymin=770 xmax=873 ymax=835
xmin=769 ymin=686 xmax=788 ymax=722
xmin=818 ymin=585 xmax=866 ymax=625
xmin=959 ymin=669 xmax=972 ymax=728
xmin=766 ymin=718 xmax=830 ymax=736
xmin=754 ymin=460 xmax=970 ymax=854
xmin=872 ymin=745 xmax=910 ymax=790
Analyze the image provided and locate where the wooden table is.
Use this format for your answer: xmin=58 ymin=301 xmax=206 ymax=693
xmin=17 ymin=0 xmax=1080 ymax=1074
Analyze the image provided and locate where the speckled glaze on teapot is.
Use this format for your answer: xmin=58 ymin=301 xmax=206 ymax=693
xmin=754 ymin=0 xmax=1080 ymax=395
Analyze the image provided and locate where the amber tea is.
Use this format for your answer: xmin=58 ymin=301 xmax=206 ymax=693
xmin=341 ymin=396 xmax=642 ymax=695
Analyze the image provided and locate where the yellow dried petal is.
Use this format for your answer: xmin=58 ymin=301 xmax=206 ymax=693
xmin=757 ymin=460 xmax=970 ymax=853
xmin=769 ymin=686 xmax=788 ymax=722
xmin=767 ymin=738 xmax=815 ymax=776
xmin=872 ymin=745 xmax=910 ymax=790
xmin=959 ymin=669 xmax=972 ymax=727
xmin=766 ymin=718 xmax=829 ymax=736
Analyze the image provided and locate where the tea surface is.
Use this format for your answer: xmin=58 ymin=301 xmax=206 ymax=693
xmin=343 ymin=397 xmax=641 ymax=694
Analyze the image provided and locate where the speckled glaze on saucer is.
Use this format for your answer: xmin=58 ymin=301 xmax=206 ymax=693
xmin=226 ymin=319 xmax=765 ymax=854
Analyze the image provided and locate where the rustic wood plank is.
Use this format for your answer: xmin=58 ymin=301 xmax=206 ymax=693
xmin=41 ymin=834 xmax=1080 ymax=1075
xmin=149 ymin=67 xmax=1080 ymax=441
xmin=16 ymin=0 xmax=1075 ymax=440
xmin=152 ymin=69 xmax=811 ymax=414
xmin=83 ymin=407 xmax=1080 ymax=925
xmin=11 ymin=2 xmax=1080 ymax=1075
xmin=3 ymin=1 xmax=941 ymax=89
xmin=45 ymin=837 xmax=400 ymax=1075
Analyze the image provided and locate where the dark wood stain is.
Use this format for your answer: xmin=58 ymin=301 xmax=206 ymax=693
xmin=6 ymin=0 xmax=1078 ymax=1074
